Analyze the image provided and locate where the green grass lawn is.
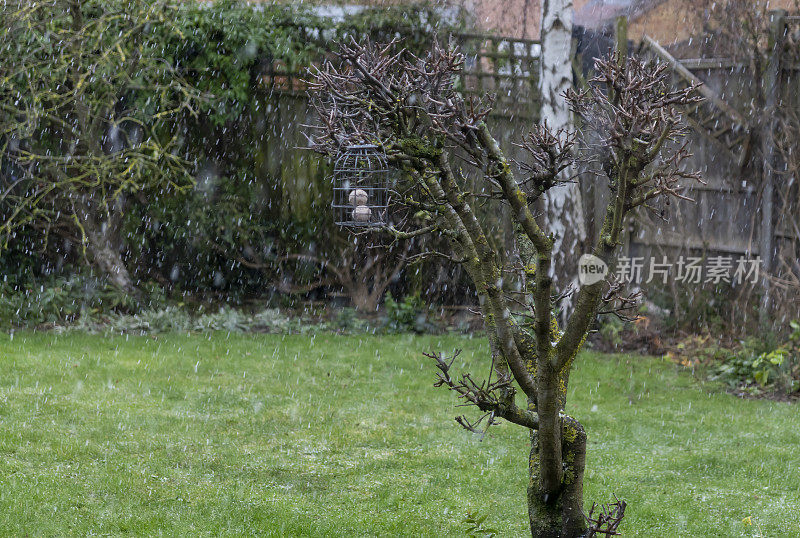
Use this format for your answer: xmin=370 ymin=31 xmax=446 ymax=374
xmin=0 ymin=331 xmax=798 ymax=537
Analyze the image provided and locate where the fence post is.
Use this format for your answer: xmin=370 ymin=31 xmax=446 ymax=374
xmin=614 ymin=16 xmax=628 ymax=61
xmin=760 ymin=9 xmax=786 ymax=323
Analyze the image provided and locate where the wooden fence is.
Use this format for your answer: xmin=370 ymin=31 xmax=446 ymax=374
xmin=258 ymin=19 xmax=799 ymax=315
xmin=264 ymin=32 xmax=541 ymax=117
xmin=622 ymin=11 xmax=800 ymax=313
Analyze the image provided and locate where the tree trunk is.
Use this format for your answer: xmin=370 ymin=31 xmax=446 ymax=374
xmin=347 ymin=282 xmax=381 ymax=313
xmin=528 ymin=417 xmax=588 ymax=537
xmin=539 ymin=0 xmax=586 ymax=312
xmin=76 ymin=198 xmax=137 ymax=295
xmin=86 ymin=235 xmax=136 ymax=293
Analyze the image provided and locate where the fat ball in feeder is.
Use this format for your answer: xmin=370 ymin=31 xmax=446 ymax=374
xmin=352 ymin=205 xmax=372 ymax=222
xmin=349 ymin=188 xmax=368 ymax=207
xmin=331 ymin=144 xmax=390 ymax=227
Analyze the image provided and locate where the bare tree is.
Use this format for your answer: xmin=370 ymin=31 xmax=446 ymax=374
xmin=294 ymin=234 xmax=411 ymax=313
xmin=306 ymin=38 xmax=701 ymax=537
xmin=207 ymin=229 xmax=411 ymax=313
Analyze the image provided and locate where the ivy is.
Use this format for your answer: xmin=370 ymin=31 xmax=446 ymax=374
xmin=163 ymin=1 xmax=454 ymax=126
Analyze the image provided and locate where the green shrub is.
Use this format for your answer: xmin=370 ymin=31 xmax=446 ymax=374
xmin=598 ymin=315 xmax=625 ymax=348
xmin=106 ymin=307 xmax=195 ymax=334
xmin=383 ymin=292 xmax=431 ymax=333
xmin=68 ymin=305 xmax=378 ymax=335
xmin=328 ymin=308 xmax=368 ymax=333
xmin=710 ymin=321 xmax=800 ymax=395
xmin=462 ymin=510 xmax=498 ymax=537
xmin=0 ymin=275 xmax=140 ymax=326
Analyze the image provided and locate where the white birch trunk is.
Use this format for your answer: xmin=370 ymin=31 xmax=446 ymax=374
xmin=539 ymin=0 xmax=586 ymax=312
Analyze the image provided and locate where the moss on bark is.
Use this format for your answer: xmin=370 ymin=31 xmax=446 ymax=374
xmin=527 ymin=417 xmax=588 ymax=538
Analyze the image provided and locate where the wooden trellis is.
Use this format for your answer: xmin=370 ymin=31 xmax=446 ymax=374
xmin=455 ymin=33 xmax=541 ymax=120
xmin=625 ymin=10 xmax=800 ymax=319
xmin=262 ymin=31 xmax=541 ymax=120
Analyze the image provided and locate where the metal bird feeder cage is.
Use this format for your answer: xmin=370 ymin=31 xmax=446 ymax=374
xmin=332 ymin=144 xmax=389 ymax=227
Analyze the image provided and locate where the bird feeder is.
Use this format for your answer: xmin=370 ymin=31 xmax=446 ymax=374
xmin=332 ymin=144 xmax=389 ymax=227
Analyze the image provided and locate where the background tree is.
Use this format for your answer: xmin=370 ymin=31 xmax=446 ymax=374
xmin=307 ymin=39 xmax=701 ymax=537
xmin=209 ymin=229 xmax=413 ymax=313
xmin=539 ymin=0 xmax=586 ymax=310
xmin=0 ymin=0 xmax=202 ymax=293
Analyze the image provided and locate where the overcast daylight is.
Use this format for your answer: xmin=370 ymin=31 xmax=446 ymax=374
xmin=1 ymin=1 xmax=799 ymax=536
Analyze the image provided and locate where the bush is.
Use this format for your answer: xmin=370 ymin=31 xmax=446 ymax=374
xmin=0 ymin=275 xmax=141 ymax=326
xmin=383 ymin=292 xmax=435 ymax=334
xmin=62 ymin=305 xmax=381 ymax=336
xmin=2 ymin=0 xmax=465 ymax=309
xmin=709 ymin=322 xmax=800 ymax=396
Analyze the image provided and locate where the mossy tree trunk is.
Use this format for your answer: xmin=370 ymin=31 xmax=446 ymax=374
xmin=75 ymin=196 xmax=138 ymax=295
xmin=528 ymin=418 xmax=587 ymax=537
